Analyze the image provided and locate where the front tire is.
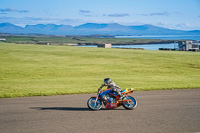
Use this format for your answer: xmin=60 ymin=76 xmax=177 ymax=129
xmin=87 ymin=97 xmax=102 ymax=111
xmin=122 ymin=96 xmax=137 ymax=110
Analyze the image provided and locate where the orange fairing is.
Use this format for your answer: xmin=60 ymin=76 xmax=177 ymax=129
xmin=123 ymin=90 xmax=133 ymax=95
xmin=121 ymin=88 xmax=134 ymax=95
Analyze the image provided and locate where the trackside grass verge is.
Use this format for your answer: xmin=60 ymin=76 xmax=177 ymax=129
xmin=0 ymin=42 xmax=200 ymax=98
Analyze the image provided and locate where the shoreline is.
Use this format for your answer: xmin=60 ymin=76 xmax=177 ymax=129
xmin=2 ymin=34 xmax=199 ymax=46
xmin=76 ymin=40 xmax=176 ymax=46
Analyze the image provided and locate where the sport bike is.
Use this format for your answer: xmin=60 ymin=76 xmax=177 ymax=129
xmin=87 ymin=88 xmax=137 ymax=111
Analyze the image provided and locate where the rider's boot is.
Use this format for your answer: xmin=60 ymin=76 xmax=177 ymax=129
xmin=101 ymin=95 xmax=108 ymax=105
xmin=118 ymin=92 xmax=124 ymax=100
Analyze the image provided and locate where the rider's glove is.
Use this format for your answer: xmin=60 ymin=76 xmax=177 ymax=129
xmin=100 ymin=84 xmax=105 ymax=88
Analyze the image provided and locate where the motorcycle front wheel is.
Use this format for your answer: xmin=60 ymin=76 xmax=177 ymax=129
xmin=122 ymin=96 xmax=137 ymax=110
xmin=87 ymin=97 xmax=102 ymax=111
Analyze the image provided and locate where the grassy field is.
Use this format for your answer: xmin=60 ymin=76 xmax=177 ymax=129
xmin=0 ymin=42 xmax=200 ymax=98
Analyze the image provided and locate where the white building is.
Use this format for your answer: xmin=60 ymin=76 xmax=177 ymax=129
xmin=97 ymin=43 xmax=112 ymax=48
xmin=0 ymin=38 xmax=6 ymax=41
xmin=178 ymin=41 xmax=199 ymax=51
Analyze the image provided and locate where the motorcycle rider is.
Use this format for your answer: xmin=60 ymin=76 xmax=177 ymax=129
xmin=99 ymin=78 xmax=123 ymax=101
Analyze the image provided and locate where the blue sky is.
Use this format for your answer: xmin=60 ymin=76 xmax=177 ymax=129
xmin=0 ymin=0 xmax=200 ymax=30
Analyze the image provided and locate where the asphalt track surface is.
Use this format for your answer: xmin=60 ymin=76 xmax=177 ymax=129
xmin=0 ymin=89 xmax=200 ymax=133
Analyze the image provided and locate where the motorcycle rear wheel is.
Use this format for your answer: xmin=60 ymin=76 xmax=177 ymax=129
xmin=87 ymin=97 xmax=102 ymax=111
xmin=122 ymin=96 xmax=137 ymax=110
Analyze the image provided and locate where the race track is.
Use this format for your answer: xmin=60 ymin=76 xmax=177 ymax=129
xmin=0 ymin=89 xmax=200 ymax=133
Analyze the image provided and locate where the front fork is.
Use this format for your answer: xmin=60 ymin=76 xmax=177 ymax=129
xmin=94 ymin=96 xmax=98 ymax=107
xmin=94 ymin=90 xmax=101 ymax=107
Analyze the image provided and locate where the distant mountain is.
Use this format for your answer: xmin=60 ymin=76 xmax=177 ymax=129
xmin=25 ymin=24 xmax=73 ymax=35
xmin=74 ymin=23 xmax=107 ymax=29
xmin=0 ymin=23 xmax=25 ymax=34
xmin=0 ymin=22 xmax=200 ymax=35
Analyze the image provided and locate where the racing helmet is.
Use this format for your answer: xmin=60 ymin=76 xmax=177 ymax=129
xmin=104 ymin=78 xmax=111 ymax=84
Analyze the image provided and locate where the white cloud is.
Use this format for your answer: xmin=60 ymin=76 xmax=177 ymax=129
xmin=137 ymin=11 xmax=170 ymax=16
xmin=79 ymin=9 xmax=91 ymax=13
xmin=0 ymin=8 xmax=29 ymax=13
xmin=154 ymin=22 xmax=200 ymax=31
xmin=107 ymin=13 xmax=129 ymax=17
xmin=0 ymin=16 xmax=84 ymax=27
xmin=79 ymin=9 xmax=93 ymax=17
xmin=150 ymin=12 xmax=170 ymax=16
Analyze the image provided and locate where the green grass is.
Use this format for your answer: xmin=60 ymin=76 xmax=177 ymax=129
xmin=0 ymin=42 xmax=200 ymax=98
xmin=4 ymin=36 xmax=169 ymax=45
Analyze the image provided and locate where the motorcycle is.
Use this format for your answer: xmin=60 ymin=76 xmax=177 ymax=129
xmin=87 ymin=87 xmax=137 ymax=111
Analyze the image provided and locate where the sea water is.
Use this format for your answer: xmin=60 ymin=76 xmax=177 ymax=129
xmin=76 ymin=35 xmax=200 ymax=50
xmin=112 ymin=43 xmax=177 ymax=50
xmin=115 ymin=35 xmax=200 ymax=41
xmin=76 ymin=44 xmax=177 ymax=50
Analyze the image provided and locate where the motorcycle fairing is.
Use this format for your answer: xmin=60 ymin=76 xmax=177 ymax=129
xmin=121 ymin=88 xmax=134 ymax=95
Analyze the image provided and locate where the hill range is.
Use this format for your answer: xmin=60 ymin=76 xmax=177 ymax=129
xmin=0 ymin=22 xmax=200 ymax=36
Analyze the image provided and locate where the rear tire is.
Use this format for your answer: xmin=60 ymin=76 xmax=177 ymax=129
xmin=87 ymin=97 xmax=102 ymax=111
xmin=122 ymin=96 xmax=137 ymax=110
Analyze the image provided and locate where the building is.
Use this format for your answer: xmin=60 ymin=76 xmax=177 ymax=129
xmin=0 ymin=38 xmax=6 ymax=41
xmin=97 ymin=43 xmax=112 ymax=48
xmin=178 ymin=41 xmax=199 ymax=51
